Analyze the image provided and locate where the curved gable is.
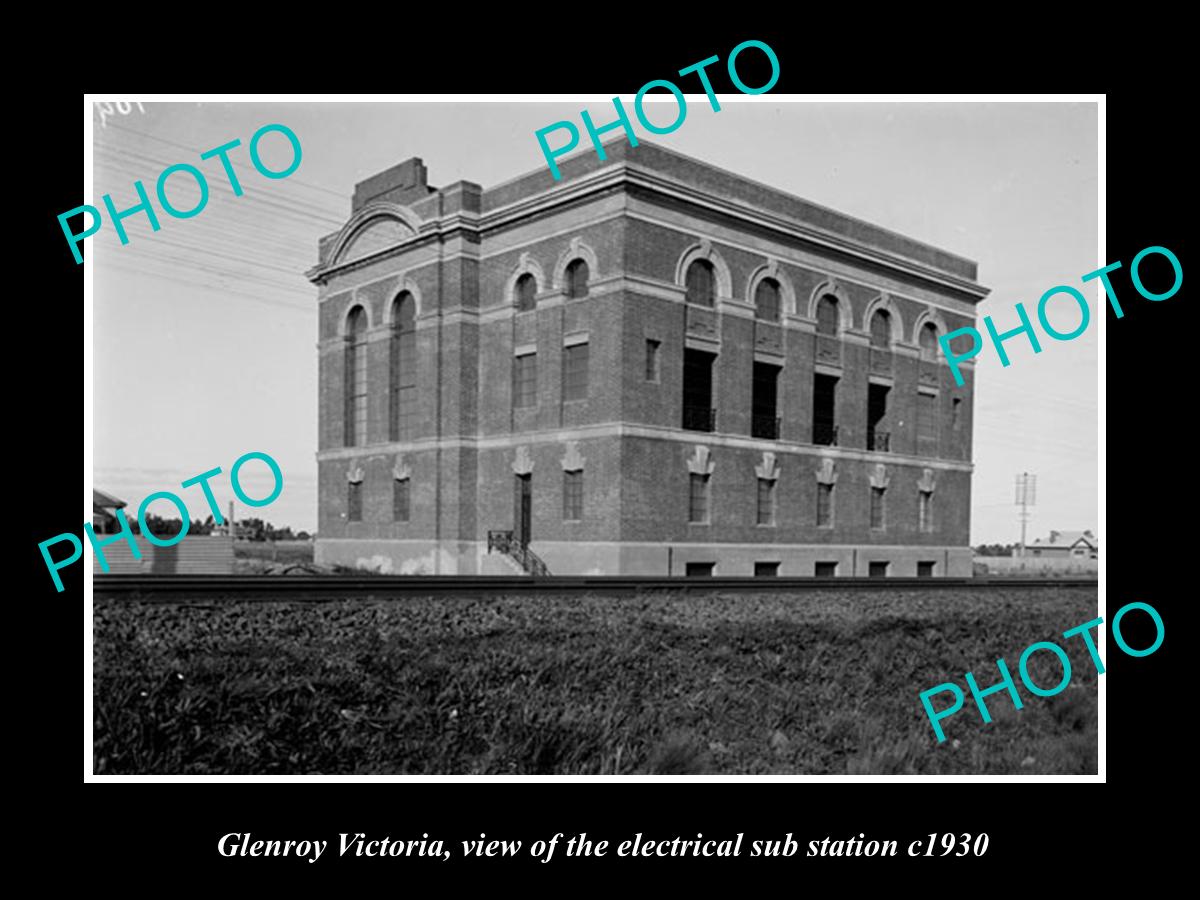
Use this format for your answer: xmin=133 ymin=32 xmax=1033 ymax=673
xmin=329 ymin=204 xmax=422 ymax=267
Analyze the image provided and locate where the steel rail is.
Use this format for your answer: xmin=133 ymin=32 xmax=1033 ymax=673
xmin=93 ymin=574 xmax=1098 ymax=600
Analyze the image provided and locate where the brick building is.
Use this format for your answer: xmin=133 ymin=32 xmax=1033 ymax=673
xmin=306 ymin=141 xmax=988 ymax=575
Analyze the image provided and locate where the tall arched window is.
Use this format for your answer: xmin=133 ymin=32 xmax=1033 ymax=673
xmin=515 ymin=273 xmax=538 ymax=312
xmin=755 ymin=278 xmax=781 ymax=322
xmin=919 ymin=322 xmax=939 ymax=359
xmin=565 ymin=259 xmax=589 ymax=299
xmin=870 ymin=309 xmax=892 ymax=348
xmin=389 ymin=292 xmax=417 ymax=441
xmin=344 ymin=306 xmax=368 ymax=447
xmin=686 ymin=260 xmax=715 ymax=307
xmin=816 ymin=295 xmax=840 ymax=335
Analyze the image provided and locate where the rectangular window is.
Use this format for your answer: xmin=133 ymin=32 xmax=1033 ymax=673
xmin=870 ymin=487 xmax=886 ymax=530
xmin=817 ymin=482 xmax=834 ymax=528
xmin=952 ymin=397 xmax=962 ymax=431
xmin=752 ymin=362 xmax=781 ymax=439
xmin=689 ymin=473 xmax=710 ymax=523
xmin=869 ymin=561 xmax=890 ymax=578
xmin=563 ymin=470 xmax=583 ymax=521
xmin=513 ymin=352 xmax=537 ymax=409
xmin=919 ymin=490 xmax=934 ymax=532
xmin=867 ymin=383 xmax=890 ymax=451
xmin=645 ymin=339 xmax=661 ymax=382
xmin=754 ymin=561 xmax=780 ymax=577
xmin=563 ymin=342 xmax=589 ymax=401
xmin=813 ymin=373 xmax=838 ymax=445
xmin=393 ymin=479 xmax=410 ymax=522
xmin=917 ymin=560 xmax=937 ymax=578
xmin=685 ymin=562 xmax=715 ymax=577
xmin=917 ymin=390 xmax=937 ymax=455
xmin=682 ymin=348 xmax=716 ymax=431
xmin=348 ymin=481 xmax=362 ymax=522
xmin=815 ymin=561 xmax=838 ymax=577
xmin=390 ymin=330 xmax=418 ymax=441
xmin=756 ymin=478 xmax=775 ymax=525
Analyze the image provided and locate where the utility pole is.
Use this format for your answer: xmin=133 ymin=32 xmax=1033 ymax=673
xmin=1014 ymin=472 xmax=1036 ymax=557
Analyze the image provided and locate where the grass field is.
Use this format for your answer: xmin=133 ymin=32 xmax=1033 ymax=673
xmin=93 ymin=586 xmax=1098 ymax=775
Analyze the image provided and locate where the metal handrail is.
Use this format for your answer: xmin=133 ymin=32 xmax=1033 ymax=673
xmin=487 ymin=529 xmax=551 ymax=576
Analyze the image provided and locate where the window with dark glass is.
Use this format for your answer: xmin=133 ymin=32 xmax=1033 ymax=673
xmin=754 ymin=561 xmax=779 ymax=577
xmin=757 ymin=478 xmax=775 ymax=525
xmin=817 ymin=482 xmax=834 ymax=527
xmin=814 ymin=561 xmax=838 ymax=577
xmin=816 ymin=295 xmax=840 ymax=335
xmin=348 ymin=480 xmax=362 ymax=522
xmin=565 ymin=259 xmax=589 ymax=299
xmin=685 ymin=259 xmax=715 ymax=306
xmin=813 ymin=373 xmax=838 ymax=445
xmin=870 ymin=486 xmax=886 ymax=530
xmin=919 ymin=490 xmax=934 ymax=532
xmin=393 ymin=479 xmax=410 ymax=522
xmin=870 ymin=309 xmax=891 ymax=348
xmin=563 ymin=342 xmax=589 ymax=401
xmin=919 ymin=322 xmax=940 ymax=360
xmin=917 ymin=391 xmax=937 ymax=455
xmin=645 ymin=339 xmax=661 ymax=382
xmin=563 ymin=470 xmax=583 ymax=520
xmin=752 ymin=361 xmax=780 ymax=439
xmin=755 ymin=278 xmax=781 ymax=322
xmin=689 ymin=473 xmax=710 ymax=523
xmin=869 ymin=561 xmax=889 ymax=578
xmin=515 ymin=273 xmax=538 ymax=312
xmin=513 ymin=352 xmax=537 ymax=408
xmin=389 ymin=292 xmax=417 ymax=441
xmin=867 ymin=383 xmax=890 ymax=452
xmin=344 ymin=306 xmax=368 ymax=447
xmin=682 ymin=348 xmax=716 ymax=432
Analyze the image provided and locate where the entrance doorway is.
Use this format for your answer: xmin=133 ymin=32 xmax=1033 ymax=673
xmin=514 ymin=474 xmax=532 ymax=546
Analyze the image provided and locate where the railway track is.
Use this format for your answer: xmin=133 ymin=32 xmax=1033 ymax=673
xmin=92 ymin=574 xmax=1097 ymax=600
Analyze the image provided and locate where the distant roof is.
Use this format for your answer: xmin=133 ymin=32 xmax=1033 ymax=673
xmin=93 ymin=489 xmax=127 ymax=511
xmin=1031 ymin=530 xmax=1097 ymax=549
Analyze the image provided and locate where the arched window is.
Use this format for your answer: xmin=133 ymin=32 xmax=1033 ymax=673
xmin=870 ymin=309 xmax=892 ymax=349
xmin=816 ymin=295 xmax=840 ymax=335
xmin=389 ymin=292 xmax=417 ymax=441
xmin=919 ymin=322 xmax=939 ymax=359
xmin=755 ymin=278 xmax=781 ymax=322
xmin=685 ymin=260 xmax=715 ymax=307
xmin=565 ymin=259 xmax=589 ymax=299
xmin=515 ymin=273 xmax=538 ymax=312
xmin=344 ymin=306 xmax=368 ymax=447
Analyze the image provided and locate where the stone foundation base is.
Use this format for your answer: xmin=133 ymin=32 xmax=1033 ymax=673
xmin=316 ymin=539 xmax=973 ymax=577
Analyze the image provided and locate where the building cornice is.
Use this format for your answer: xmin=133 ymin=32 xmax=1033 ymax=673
xmin=309 ymin=162 xmax=990 ymax=305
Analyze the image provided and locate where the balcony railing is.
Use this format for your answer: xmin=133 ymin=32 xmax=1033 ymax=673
xmin=752 ymin=414 xmax=781 ymax=440
xmin=683 ymin=405 xmax=716 ymax=432
xmin=813 ymin=422 xmax=839 ymax=446
xmin=868 ymin=430 xmax=891 ymax=452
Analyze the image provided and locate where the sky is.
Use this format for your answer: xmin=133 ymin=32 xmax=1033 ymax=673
xmin=90 ymin=99 xmax=1098 ymax=544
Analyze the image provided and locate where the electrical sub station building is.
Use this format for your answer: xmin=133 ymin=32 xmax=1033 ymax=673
xmin=307 ymin=141 xmax=988 ymax=576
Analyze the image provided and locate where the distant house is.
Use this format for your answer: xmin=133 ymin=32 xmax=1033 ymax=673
xmin=92 ymin=489 xmax=127 ymax=535
xmin=1025 ymin=530 xmax=1098 ymax=559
